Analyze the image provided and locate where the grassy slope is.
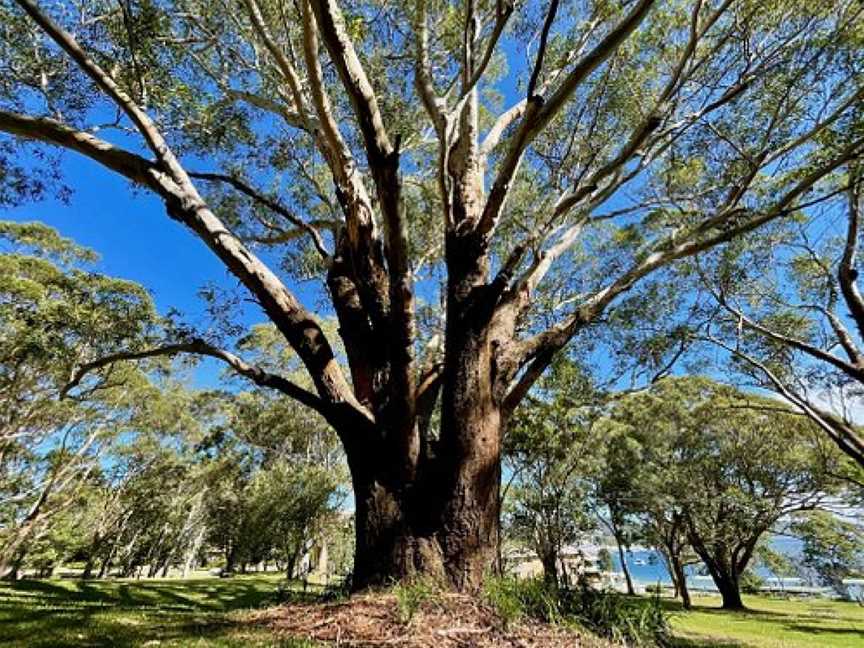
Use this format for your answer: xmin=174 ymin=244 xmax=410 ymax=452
xmin=666 ymin=593 xmax=864 ymax=648
xmin=0 ymin=573 xmax=319 ymax=647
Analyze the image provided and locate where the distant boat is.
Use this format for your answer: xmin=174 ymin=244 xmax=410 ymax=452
xmin=633 ymin=559 xmax=647 ymax=566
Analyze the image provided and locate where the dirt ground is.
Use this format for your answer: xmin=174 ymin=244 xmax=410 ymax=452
xmin=249 ymin=592 xmax=614 ymax=647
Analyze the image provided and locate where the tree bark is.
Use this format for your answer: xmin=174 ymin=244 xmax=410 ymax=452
xmin=613 ymin=531 xmax=635 ymax=595
xmin=713 ymin=571 xmax=744 ymax=610
xmin=670 ymin=553 xmax=691 ymax=610
xmin=687 ymin=522 xmax=757 ymax=611
xmin=182 ymin=526 xmax=206 ymax=578
xmin=539 ymin=549 xmax=560 ymax=586
xmin=0 ymin=548 xmax=26 ymax=581
xmin=347 ymin=382 xmax=502 ymax=591
xmin=349 ymin=445 xmax=500 ymax=592
xmin=81 ymin=553 xmax=95 ymax=580
xmin=225 ymin=545 xmax=237 ymax=573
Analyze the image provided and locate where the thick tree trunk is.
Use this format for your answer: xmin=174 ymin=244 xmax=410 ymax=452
xmin=714 ymin=571 xmax=744 ymax=610
xmin=692 ymin=545 xmax=744 ymax=609
xmin=334 ymin=179 xmax=506 ymax=593
xmin=348 ymin=370 xmax=502 ymax=592
xmin=349 ymin=451 xmax=500 ymax=592
xmin=687 ymin=528 xmax=752 ymax=611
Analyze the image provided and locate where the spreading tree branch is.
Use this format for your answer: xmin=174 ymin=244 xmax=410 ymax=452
xmin=2 ymin=2 xmax=367 ymax=426
xmin=478 ymin=0 xmax=657 ymax=241
xmin=839 ymin=174 xmax=864 ymax=339
xmin=62 ymin=340 xmax=329 ymax=418
xmin=504 ymin=135 xmax=864 ymax=411
xmin=704 ymin=335 xmax=864 ymax=468
xmin=188 ymin=171 xmax=330 ymax=259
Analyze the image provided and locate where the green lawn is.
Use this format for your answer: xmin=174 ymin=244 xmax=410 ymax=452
xmin=3 ymin=576 xmax=862 ymax=647
xmin=667 ymin=593 xmax=864 ymax=648
xmin=0 ymin=573 xmax=320 ymax=647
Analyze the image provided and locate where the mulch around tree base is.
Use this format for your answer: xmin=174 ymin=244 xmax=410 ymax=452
xmin=247 ymin=593 xmax=612 ymax=647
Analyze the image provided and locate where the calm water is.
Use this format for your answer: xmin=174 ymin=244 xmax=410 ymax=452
xmin=611 ymin=536 xmax=804 ymax=589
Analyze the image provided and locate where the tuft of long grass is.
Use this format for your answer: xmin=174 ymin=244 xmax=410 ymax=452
xmin=393 ymin=577 xmax=437 ymax=624
xmin=482 ymin=576 xmax=670 ymax=646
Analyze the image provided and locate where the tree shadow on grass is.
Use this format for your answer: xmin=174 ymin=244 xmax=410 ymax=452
xmin=783 ymin=623 xmax=864 ymax=638
xmin=659 ymin=597 xmax=801 ymax=621
xmin=0 ymin=576 xmax=309 ymax=647
xmin=670 ymin=637 xmax=745 ymax=648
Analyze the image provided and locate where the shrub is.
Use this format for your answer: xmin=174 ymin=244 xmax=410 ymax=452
xmin=740 ymin=571 xmax=765 ymax=594
xmin=483 ymin=576 xmax=670 ymax=646
xmin=483 ymin=576 xmax=564 ymax=627
xmin=575 ymin=585 xmax=670 ymax=647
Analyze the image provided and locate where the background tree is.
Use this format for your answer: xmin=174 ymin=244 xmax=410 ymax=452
xmin=605 ymin=377 xmax=846 ymax=610
xmin=503 ymin=359 xmax=598 ymax=586
xmin=587 ymin=422 xmax=644 ymax=596
xmin=3 ymin=0 xmax=863 ymax=590
xmin=0 ymin=220 xmax=191 ymax=578
xmin=791 ymin=511 xmax=864 ymax=599
xmin=0 ymin=221 xmax=345 ymax=579
xmin=639 ymin=502 xmax=699 ymax=609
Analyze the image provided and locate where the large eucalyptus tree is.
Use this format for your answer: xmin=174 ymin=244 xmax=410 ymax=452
xmin=2 ymin=0 xmax=863 ymax=590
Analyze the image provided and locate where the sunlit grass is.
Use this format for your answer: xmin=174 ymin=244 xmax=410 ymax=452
xmin=665 ymin=593 xmax=864 ymax=648
xmin=0 ymin=573 xmax=322 ymax=647
xmin=4 ymin=575 xmax=861 ymax=647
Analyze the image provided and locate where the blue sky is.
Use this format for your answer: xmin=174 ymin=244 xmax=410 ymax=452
xmin=4 ymin=152 xmax=282 ymax=388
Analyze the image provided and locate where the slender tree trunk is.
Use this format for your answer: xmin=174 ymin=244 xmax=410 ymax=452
xmin=613 ymin=532 xmax=635 ymax=595
xmin=539 ymin=549 xmax=559 ymax=586
xmin=0 ymin=477 xmax=54 ymax=579
xmin=659 ymin=548 xmax=679 ymax=598
xmin=98 ymin=538 xmax=121 ymax=578
xmin=1 ymin=548 xmax=27 ymax=581
xmin=182 ymin=526 xmax=206 ymax=578
xmin=670 ymin=554 xmax=691 ymax=610
xmin=285 ymin=554 xmax=297 ymax=580
xmin=81 ymin=552 xmax=95 ymax=580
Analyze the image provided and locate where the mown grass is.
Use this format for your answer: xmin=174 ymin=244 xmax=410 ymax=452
xmin=665 ymin=593 xmax=864 ymax=648
xmin=3 ymin=575 xmax=862 ymax=647
xmin=0 ymin=573 xmax=322 ymax=647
